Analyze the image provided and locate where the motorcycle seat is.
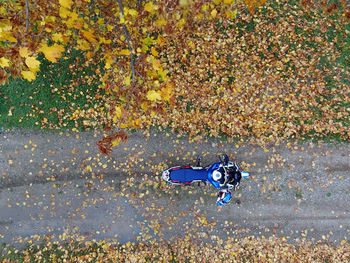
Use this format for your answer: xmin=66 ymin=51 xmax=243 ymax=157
xmin=170 ymin=168 xmax=208 ymax=182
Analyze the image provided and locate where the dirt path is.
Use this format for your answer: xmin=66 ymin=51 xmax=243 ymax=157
xmin=0 ymin=129 xmax=349 ymax=247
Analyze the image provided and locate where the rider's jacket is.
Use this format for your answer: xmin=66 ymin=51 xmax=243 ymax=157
xmin=218 ymin=167 xmax=242 ymax=188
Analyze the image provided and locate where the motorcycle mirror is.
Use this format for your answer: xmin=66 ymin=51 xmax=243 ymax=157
xmin=218 ymin=155 xmax=223 ymax=163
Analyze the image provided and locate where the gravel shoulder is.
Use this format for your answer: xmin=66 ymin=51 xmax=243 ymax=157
xmin=0 ymin=129 xmax=349 ymax=246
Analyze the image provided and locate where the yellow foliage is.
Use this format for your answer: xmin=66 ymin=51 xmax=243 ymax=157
xmin=99 ymin=36 xmax=111 ymax=44
xmin=25 ymin=56 xmax=41 ymax=71
xmin=179 ymin=0 xmax=192 ymax=7
xmin=244 ymin=0 xmax=267 ymax=13
xmin=59 ymin=0 xmax=73 ymax=9
xmin=147 ymin=90 xmax=162 ymax=101
xmin=112 ymin=106 xmax=122 ymax=123
xmin=82 ymin=30 xmax=97 ymax=43
xmin=59 ymin=6 xmax=71 ymax=18
xmin=19 ymin=47 xmax=31 ymax=58
xmin=211 ymin=9 xmax=218 ymax=18
xmin=151 ymin=47 xmax=159 ymax=57
xmin=152 ymin=59 xmax=162 ymax=71
xmin=119 ymin=49 xmax=131 ymax=56
xmin=21 ymin=71 xmax=36 ymax=82
xmin=39 ymin=43 xmax=65 ymax=63
xmin=125 ymin=7 xmax=138 ymax=16
xmin=176 ymin=18 xmax=186 ymax=27
xmin=123 ymin=75 xmax=131 ymax=85
xmin=155 ymin=17 xmax=167 ymax=28
xmin=161 ymin=82 xmax=174 ymax=102
xmin=52 ymin=33 xmax=64 ymax=43
xmin=77 ymin=39 xmax=90 ymax=51
xmin=157 ymin=68 xmax=168 ymax=81
xmin=0 ymin=57 xmax=10 ymax=68
xmin=0 ymin=20 xmax=17 ymax=42
xmin=144 ymin=2 xmax=158 ymax=12
xmin=156 ymin=35 xmax=166 ymax=46
xmin=0 ymin=6 xmax=6 ymax=16
xmin=0 ymin=30 xmax=17 ymax=42
xmin=112 ymin=138 xmax=121 ymax=147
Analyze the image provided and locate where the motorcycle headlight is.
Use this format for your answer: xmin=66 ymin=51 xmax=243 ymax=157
xmin=241 ymin=171 xmax=250 ymax=178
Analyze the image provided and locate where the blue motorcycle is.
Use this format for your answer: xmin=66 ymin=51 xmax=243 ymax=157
xmin=161 ymin=154 xmax=250 ymax=206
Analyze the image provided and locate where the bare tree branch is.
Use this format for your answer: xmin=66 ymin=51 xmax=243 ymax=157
xmin=108 ymin=0 xmax=140 ymax=134
xmin=25 ymin=0 xmax=29 ymax=32
xmin=117 ymin=0 xmax=136 ymax=82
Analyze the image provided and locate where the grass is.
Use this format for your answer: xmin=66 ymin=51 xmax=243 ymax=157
xmin=0 ymin=48 xmax=106 ymax=131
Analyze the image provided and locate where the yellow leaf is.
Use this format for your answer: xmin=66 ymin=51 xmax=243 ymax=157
xmin=211 ymin=9 xmax=217 ymax=18
xmin=119 ymin=49 xmax=131 ymax=56
xmin=0 ymin=57 xmax=10 ymax=68
xmin=161 ymin=82 xmax=174 ymax=102
xmin=144 ymin=2 xmax=157 ymax=12
xmin=128 ymin=8 xmax=138 ymax=16
xmin=155 ymin=17 xmax=167 ymax=27
xmin=25 ymin=56 xmax=40 ymax=71
xmin=232 ymin=9 xmax=238 ymax=18
xmin=151 ymin=47 xmax=159 ymax=57
xmin=52 ymin=33 xmax=64 ymax=43
xmin=21 ymin=71 xmax=36 ymax=82
xmin=141 ymin=102 xmax=148 ymax=111
xmin=77 ymin=39 xmax=90 ymax=51
xmin=152 ymin=59 xmax=162 ymax=70
xmin=179 ymin=0 xmax=191 ymax=7
xmin=112 ymin=106 xmax=122 ymax=123
xmin=112 ymin=138 xmax=121 ymax=147
xmin=45 ymin=16 xmax=56 ymax=23
xmin=157 ymin=68 xmax=168 ymax=81
xmin=59 ymin=6 xmax=71 ymax=18
xmin=188 ymin=41 xmax=195 ymax=49
xmin=224 ymin=0 xmax=234 ymax=3
xmin=19 ymin=47 xmax=31 ymax=58
xmin=99 ymin=36 xmax=111 ymax=44
xmin=156 ymin=35 xmax=166 ymax=46
xmin=0 ymin=6 xmax=7 ymax=16
xmin=123 ymin=75 xmax=131 ymax=85
xmin=82 ymin=30 xmax=97 ymax=42
xmin=176 ymin=18 xmax=186 ymax=27
xmin=39 ymin=43 xmax=65 ymax=63
xmin=147 ymin=90 xmax=162 ymax=101
xmin=0 ymin=31 xmax=17 ymax=42
xmin=59 ymin=0 xmax=72 ymax=9
xmin=86 ymin=51 xmax=93 ymax=59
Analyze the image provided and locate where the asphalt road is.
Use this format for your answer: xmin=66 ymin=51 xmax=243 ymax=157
xmin=0 ymin=129 xmax=349 ymax=247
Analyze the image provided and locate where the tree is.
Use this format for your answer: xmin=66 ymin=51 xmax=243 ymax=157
xmin=4 ymin=0 xmax=320 ymax=155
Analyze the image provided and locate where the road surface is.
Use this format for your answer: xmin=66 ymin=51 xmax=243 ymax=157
xmin=0 ymin=129 xmax=349 ymax=247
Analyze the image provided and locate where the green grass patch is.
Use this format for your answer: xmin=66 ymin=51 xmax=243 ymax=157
xmin=0 ymin=48 xmax=106 ymax=131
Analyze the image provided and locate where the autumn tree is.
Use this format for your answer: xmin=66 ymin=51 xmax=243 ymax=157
xmin=2 ymin=0 xmax=348 ymax=153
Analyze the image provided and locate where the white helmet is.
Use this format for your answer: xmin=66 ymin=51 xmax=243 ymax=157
xmin=212 ymin=170 xmax=222 ymax=181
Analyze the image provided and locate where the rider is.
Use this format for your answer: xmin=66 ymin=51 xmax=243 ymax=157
xmin=225 ymin=168 xmax=242 ymax=191
xmin=216 ymin=188 xmax=232 ymax=206
xmin=214 ymin=154 xmax=242 ymax=205
xmin=213 ymin=165 xmax=242 ymax=190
